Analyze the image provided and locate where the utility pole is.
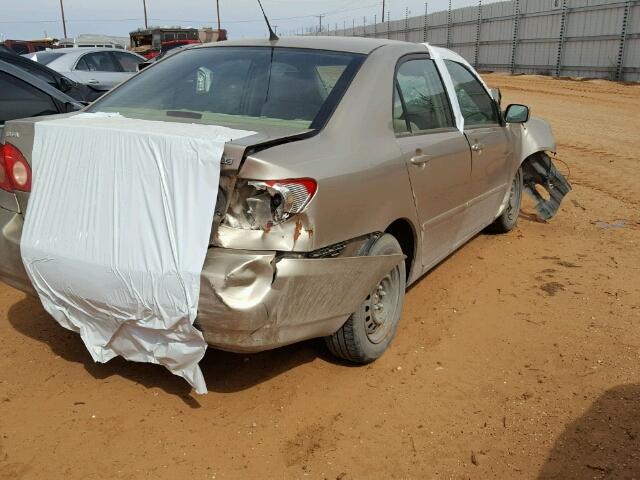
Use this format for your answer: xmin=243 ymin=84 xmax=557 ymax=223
xmin=315 ymin=15 xmax=325 ymax=33
xmin=382 ymin=0 xmax=386 ymax=23
xmin=216 ymin=0 xmax=221 ymax=32
xmin=142 ymin=0 xmax=148 ymax=29
xmin=59 ymin=0 xmax=68 ymax=39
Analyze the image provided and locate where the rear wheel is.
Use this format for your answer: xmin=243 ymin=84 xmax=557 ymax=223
xmin=486 ymin=167 xmax=523 ymax=234
xmin=325 ymin=233 xmax=406 ymax=363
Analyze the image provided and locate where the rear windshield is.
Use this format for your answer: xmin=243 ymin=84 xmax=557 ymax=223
xmin=30 ymin=52 xmax=65 ymax=65
xmin=89 ymin=47 xmax=365 ymax=130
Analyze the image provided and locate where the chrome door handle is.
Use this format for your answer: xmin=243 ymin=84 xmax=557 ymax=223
xmin=88 ymin=79 xmax=100 ymax=84
xmin=471 ymin=143 xmax=484 ymax=152
xmin=410 ymin=154 xmax=432 ymax=166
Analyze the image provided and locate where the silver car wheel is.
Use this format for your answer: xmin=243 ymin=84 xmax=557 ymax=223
xmin=365 ymin=269 xmax=402 ymax=344
xmin=325 ymin=233 xmax=407 ymax=363
xmin=505 ymin=170 xmax=523 ymax=224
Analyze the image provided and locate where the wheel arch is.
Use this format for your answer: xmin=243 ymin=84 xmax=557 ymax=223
xmin=517 ymin=117 xmax=556 ymax=166
xmin=385 ymin=218 xmax=417 ymax=283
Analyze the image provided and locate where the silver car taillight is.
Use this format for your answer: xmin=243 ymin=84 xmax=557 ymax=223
xmin=224 ymin=178 xmax=317 ymax=230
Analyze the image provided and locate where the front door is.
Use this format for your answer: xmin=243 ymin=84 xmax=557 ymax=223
xmin=443 ymin=60 xmax=512 ymax=233
xmin=72 ymin=51 xmax=129 ymax=92
xmin=393 ymin=56 xmax=473 ymax=270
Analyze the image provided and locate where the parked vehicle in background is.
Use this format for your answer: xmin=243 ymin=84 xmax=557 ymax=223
xmin=0 ymin=49 xmax=94 ymax=103
xmin=24 ymin=48 xmax=145 ymax=96
xmin=58 ymin=34 xmax=128 ymax=49
xmin=2 ymin=39 xmax=59 ymax=55
xmin=129 ymin=26 xmax=226 ymax=59
xmin=0 ymin=60 xmax=81 ymax=137
xmin=0 ymin=37 xmax=570 ymax=364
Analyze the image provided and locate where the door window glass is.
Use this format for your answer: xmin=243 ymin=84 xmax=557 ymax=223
xmin=76 ymin=52 xmax=120 ymax=72
xmin=395 ymin=58 xmax=454 ymax=133
xmin=112 ymin=52 xmax=141 ymax=72
xmin=444 ymin=60 xmax=499 ymax=126
xmin=0 ymin=72 xmax=58 ymax=124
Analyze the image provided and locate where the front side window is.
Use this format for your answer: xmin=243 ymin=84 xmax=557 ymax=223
xmin=112 ymin=52 xmax=141 ymax=72
xmin=0 ymin=72 xmax=58 ymax=124
xmin=89 ymin=47 xmax=365 ymax=130
xmin=394 ymin=58 xmax=454 ymax=134
xmin=444 ymin=60 xmax=499 ymax=127
xmin=76 ymin=52 xmax=120 ymax=72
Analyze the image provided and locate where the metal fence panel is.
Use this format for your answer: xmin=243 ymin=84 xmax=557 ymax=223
xmin=317 ymin=0 xmax=639 ymax=81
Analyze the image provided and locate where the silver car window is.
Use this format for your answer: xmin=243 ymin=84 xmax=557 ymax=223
xmin=112 ymin=51 xmax=141 ymax=73
xmin=395 ymin=58 xmax=454 ymax=133
xmin=444 ymin=60 xmax=500 ymax=127
xmin=75 ymin=52 xmax=120 ymax=72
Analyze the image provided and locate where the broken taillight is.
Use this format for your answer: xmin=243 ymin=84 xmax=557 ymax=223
xmin=0 ymin=144 xmax=32 ymax=192
xmin=224 ymin=178 xmax=317 ymax=230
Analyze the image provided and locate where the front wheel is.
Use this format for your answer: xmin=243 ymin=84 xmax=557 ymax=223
xmin=325 ymin=233 xmax=406 ymax=363
xmin=486 ymin=167 xmax=523 ymax=234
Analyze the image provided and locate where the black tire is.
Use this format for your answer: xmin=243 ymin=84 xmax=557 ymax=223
xmin=486 ymin=167 xmax=523 ymax=234
xmin=325 ymin=233 xmax=407 ymax=363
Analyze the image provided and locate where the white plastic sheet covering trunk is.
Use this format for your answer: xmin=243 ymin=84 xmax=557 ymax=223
xmin=20 ymin=113 xmax=254 ymax=394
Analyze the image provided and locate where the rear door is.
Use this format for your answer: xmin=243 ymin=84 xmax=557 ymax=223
xmin=444 ymin=60 xmax=512 ymax=232
xmin=72 ymin=51 xmax=128 ymax=91
xmin=393 ymin=55 xmax=473 ymax=270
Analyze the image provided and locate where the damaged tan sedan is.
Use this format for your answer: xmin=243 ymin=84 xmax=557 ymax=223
xmin=0 ymin=37 xmax=570 ymax=365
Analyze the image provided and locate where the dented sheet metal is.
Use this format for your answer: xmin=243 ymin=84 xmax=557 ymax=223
xmin=522 ymin=155 xmax=572 ymax=220
xmin=20 ymin=113 xmax=253 ymax=394
xmin=197 ymin=250 xmax=404 ymax=352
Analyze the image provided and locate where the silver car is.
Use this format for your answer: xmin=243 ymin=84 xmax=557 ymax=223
xmin=0 ymin=37 xmax=569 ymax=363
xmin=24 ymin=47 xmax=145 ymax=94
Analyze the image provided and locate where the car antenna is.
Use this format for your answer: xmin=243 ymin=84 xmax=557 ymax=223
xmin=256 ymin=0 xmax=279 ymax=41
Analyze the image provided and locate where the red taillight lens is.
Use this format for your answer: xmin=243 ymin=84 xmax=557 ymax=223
xmin=0 ymin=144 xmax=12 ymax=192
xmin=2 ymin=144 xmax=32 ymax=192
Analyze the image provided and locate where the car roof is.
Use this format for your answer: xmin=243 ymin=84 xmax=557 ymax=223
xmin=0 ymin=59 xmax=79 ymax=105
xmin=26 ymin=47 xmax=144 ymax=68
xmin=196 ymin=36 xmax=413 ymax=55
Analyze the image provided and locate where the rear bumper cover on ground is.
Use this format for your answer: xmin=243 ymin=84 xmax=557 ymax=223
xmin=0 ymin=206 xmax=401 ymax=353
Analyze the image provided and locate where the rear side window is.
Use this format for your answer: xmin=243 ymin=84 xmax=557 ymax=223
xmin=394 ymin=58 xmax=454 ymax=134
xmin=444 ymin=60 xmax=499 ymax=127
xmin=0 ymin=72 xmax=58 ymax=124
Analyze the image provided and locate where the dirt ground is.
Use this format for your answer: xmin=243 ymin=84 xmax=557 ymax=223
xmin=1 ymin=74 xmax=639 ymax=480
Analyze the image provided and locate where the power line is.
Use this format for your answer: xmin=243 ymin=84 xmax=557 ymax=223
xmin=0 ymin=1 xmax=382 ymax=25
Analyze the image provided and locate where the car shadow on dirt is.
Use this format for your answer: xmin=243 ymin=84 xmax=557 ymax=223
xmin=538 ymin=383 xmax=640 ymax=479
xmin=6 ymin=296 xmax=341 ymax=406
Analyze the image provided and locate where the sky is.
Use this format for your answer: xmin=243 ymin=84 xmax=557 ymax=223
xmin=0 ymin=0 xmax=496 ymax=41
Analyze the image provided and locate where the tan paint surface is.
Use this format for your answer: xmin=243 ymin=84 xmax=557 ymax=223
xmin=0 ymin=74 xmax=639 ymax=479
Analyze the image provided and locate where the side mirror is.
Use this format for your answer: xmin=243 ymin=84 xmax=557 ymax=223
xmin=137 ymin=61 xmax=151 ymax=72
xmin=504 ymin=104 xmax=530 ymax=124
